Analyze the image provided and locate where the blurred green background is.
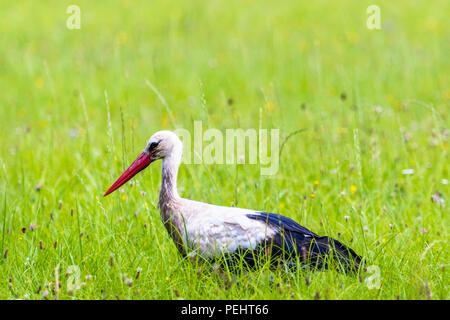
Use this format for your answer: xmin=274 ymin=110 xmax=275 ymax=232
xmin=0 ymin=0 xmax=448 ymax=299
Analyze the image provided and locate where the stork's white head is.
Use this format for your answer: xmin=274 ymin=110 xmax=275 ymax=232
xmin=144 ymin=130 xmax=183 ymax=162
xmin=104 ymin=130 xmax=182 ymax=196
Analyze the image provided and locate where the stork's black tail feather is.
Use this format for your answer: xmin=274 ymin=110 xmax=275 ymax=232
xmin=303 ymin=236 xmax=362 ymax=272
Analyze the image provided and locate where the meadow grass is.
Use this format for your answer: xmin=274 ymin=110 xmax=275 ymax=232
xmin=0 ymin=0 xmax=448 ymax=300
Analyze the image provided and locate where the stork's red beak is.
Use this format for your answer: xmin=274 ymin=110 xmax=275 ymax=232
xmin=103 ymin=152 xmax=152 ymax=196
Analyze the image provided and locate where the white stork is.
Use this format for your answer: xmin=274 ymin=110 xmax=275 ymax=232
xmin=104 ymin=131 xmax=361 ymax=272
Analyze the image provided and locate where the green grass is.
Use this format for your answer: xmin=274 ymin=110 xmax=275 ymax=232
xmin=0 ymin=0 xmax=448 ymax=300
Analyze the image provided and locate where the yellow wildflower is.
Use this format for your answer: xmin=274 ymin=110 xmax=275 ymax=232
xmin=116 ymin=31 xmax=128 ymax=45
xmin=264 ymin=101 xmax=275 ymax=111
xmin=34 ymin=77 xmax=44 ymax=89
xmin=444 ymin=90 xmax=450 ymax=99
xmin=298 ymin=40 xmax=308 ymax=53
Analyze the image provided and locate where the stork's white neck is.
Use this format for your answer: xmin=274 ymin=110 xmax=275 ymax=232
xmin=158 ymin=144 xmax=182 ymax=214
xmin=160 ymin=156 xmax=180 ymax=200
xmin=157 ymin=144 xmax=187 ymax=255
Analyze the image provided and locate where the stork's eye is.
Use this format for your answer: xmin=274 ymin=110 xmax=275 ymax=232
xmin=149 ymin=141 xmax=160 ymax=151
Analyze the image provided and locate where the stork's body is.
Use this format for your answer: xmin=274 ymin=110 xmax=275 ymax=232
xmin=104 ymin=131 xmax=361 ymax=271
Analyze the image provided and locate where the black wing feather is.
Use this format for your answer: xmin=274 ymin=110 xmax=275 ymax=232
xmin=247 ymin=211 xmax=318 ymax=237
xmin=246 ymin=211 xmax=362 ymax=272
